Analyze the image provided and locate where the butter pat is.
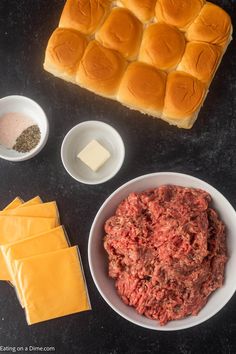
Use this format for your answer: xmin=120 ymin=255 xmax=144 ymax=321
xmin=77 ymin=139 xmax=111 ymax=172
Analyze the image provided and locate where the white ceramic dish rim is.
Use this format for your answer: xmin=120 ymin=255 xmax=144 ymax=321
xmin=0 ymin=95 xmax=49 ymax=162
xmin=88 ymin=172 xmax=236 ymax=331
xmin=61 ymin=121 xmax=125 ymax=185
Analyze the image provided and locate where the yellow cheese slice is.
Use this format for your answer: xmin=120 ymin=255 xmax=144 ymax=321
xmin=0 ymin=198 xmax=23 ymax=280
xmin=18 ymin=196 xmax=42 ymax=208
xmin=0 ymin=197 xmax=45 ymax=281
xmin=0 ymin=215 xmax=57 ymax=243
xmin=0 ymin=257 xmax=11 ymax=281
xmin=1 ymin=196 xmax=42 ymax=213
xmin=1 ymin=202 xmax=59 ymax=225
xmin=0 ymin=216 xmax=57 ymax=281
xmin=3 ymin=197 xmax=24 ymax=210
xmin=1 ymin=225 xmax=69 ymax=306
xmin=14 ymin=246 xmax=91 ymax=325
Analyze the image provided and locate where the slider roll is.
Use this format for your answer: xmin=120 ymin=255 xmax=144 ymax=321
xmin=96 ymin=8 xmax=143 ymax=60
xmin=186 ymin=3 xmax=232 ymax=47
xmin=44 ymin=28 xmax=88 ymax=83
xmin=117 ymin=62 xmax=167 ymax=118
xmin=76 ymin=41 xmax=127 ymax=99
xmin=139 ymin=23 xmax=186 ymax=71
xmin=177 ymin=42 xmax=222 ymax=83
xmin=59 ymin=0 xmax=111 ymax=35
xmin=163 ymin=71 xmax=206 ymax=129
xmin=155 ymin=0 xmax=205 ymax=30
xmin=120 ymin=0 xmax=157 ymax=23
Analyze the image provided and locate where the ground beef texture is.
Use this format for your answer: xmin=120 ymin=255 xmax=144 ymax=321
xmin=103 ymin=185 xmax=227 ymax=325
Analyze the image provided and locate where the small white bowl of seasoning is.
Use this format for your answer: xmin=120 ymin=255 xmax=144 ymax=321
xmin=0 ymin=95 xmax=49 ymax=162
xmin=61 ymin=121 xmax=125 ymax=185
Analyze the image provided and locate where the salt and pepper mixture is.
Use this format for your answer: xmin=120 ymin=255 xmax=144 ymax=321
xmin=0 ymin=112 xmax=41 ymax=153
xmin=13 ymin=125 xmax=41 ymax=153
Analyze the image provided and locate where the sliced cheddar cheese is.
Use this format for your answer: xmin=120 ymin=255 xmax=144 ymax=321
xmin=1 ymin=226 xmax=69 ymax=306
xmin=3 ymin=197 xmax=23 ymax=210
xmin=0 ymin=215 xmax=57 ymax=244
xmin=0 ymin=198 xmax=23 ymax=280
xmin=18 ymin=196 xmax=42 ymax=208
xmin=1 ymin=202 xmax=59 ymax=226
xmin=14 ymin=246 xmax=91 ymax=325
xmin=0 ymin=255 xmax=11 ymax=281
xmin=0 ymin=216 xmax=57 ymax=281
xmin=1 ymin=196 xmax=42 ymax=213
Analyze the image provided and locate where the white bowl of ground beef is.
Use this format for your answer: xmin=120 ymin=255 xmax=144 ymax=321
xmin=88 ymin=172 xmax=236 ymax=331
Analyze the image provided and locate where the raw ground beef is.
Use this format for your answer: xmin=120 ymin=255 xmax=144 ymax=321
xmin=104 ymin=185 xmax=227 ymax=326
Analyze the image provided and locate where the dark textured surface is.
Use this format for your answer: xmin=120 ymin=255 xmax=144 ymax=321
xmin=0 ymin=1 xmax=235 ymax=353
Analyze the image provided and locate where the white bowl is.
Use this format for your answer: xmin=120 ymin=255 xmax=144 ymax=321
xmin=61 ymin=121 xmax=125 ymax=185
xmin=0 ymin=95 xmax=49 ymax=162
xmin=88 ymin=172 xmax=236 ymax=331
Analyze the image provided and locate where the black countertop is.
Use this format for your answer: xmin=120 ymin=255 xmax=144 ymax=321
xmin=0 ymin=1 xmax=236 ymax=353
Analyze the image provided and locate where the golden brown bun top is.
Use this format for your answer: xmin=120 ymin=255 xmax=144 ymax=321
xmin=77 ymin=41 xmax=126 ymax=96
xmin=155 ymin=0 xmax=205 ymax=29
xmin=186 ymin=3 xmax=232 ymax=46
xmin=178 ymin=42 xmax=222 ymax=82
xmin=139 ymin=23 xmax=186 ymax=71
xmin=44 ymin=28 xmax=88 ymax=73
xmin=59 ymin=0 xmax=111 ymax=35
xmin=164 ymin=71 xmax=206 ymax=119
xmin=120 ymin=0 xmax=157 ymax=22
xmin=95 ymin=8 xmax=143 ymax=60
xmin=118 ymin=62 xmax=166 ymax=110
xmin=79 ymin=41 xmax=122 ymax=81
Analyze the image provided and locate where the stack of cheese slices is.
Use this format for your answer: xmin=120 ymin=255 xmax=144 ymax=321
xmin=44 ymin=0 xmax=233 ymax=129
xmin=0 ymin=196 xmax=90 ymax=325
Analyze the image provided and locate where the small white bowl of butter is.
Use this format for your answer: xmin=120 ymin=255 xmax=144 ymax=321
xmin=61 ymin=121 xmax=125 ymax=185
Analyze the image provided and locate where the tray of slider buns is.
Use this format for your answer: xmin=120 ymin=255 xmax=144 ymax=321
xmin=44 ymin=0 xmax=233 ymax=129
